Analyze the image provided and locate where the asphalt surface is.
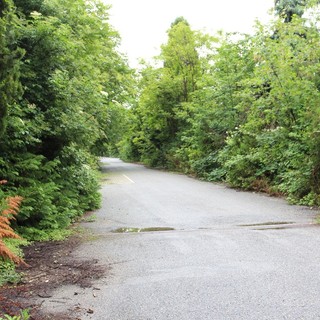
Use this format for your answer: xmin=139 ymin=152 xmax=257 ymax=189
xmin=42 ymin=158 xmax=320 ymax=319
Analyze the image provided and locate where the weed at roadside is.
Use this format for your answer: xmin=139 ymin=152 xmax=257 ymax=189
xmin=0 ymin=308 xmax=30 ymax=320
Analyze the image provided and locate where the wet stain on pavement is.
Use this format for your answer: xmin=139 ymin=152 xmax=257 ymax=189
xmin=239 ymin=222 xmax=318 ymax=231
xmin=112 ymin=227 xmax=175 ymax=233
xmin=254 ymin=227 xmax=287 ymax=231
xmin=238 ymin=221 xmax=295 ymax=227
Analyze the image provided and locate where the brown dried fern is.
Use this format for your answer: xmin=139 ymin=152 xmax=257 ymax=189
xmin=0 ymin=181 xmax=25 ymax=265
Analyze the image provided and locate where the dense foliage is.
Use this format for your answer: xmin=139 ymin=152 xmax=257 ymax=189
xmin=1 ymin=0 xmax=320 ymax=247
xmin=0 ymin=0 xmax=134 ymax=240
xmin=121 ymin=3 xmax=320 ymax=206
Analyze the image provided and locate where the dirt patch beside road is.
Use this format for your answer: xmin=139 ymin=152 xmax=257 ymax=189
xmin=0 ymin=231 xmax=108 ymax=319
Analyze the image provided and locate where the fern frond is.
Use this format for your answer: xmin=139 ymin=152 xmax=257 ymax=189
xmin=0 ymin=217 xmax=10 ymax=228
xmin=2 ymin=196 xmax=23 ymax=217
xmin=0 ymin=240 xmax=24 ymax=265
xmin=0 ymin=229 xmax=21 ymax=238
xmin=0 ymin=194 xmax=24 ymax=265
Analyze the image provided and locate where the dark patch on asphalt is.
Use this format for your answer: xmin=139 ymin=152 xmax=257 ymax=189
xmin=253 ymin=223 xmax=319 ymax=231
xmin=238 ymin=221 xmax=295 ymax=227
xmin=254 ymin=227 xmax=287 ymax=230
xmin=112 ymin=227 xmax=175 ymax=233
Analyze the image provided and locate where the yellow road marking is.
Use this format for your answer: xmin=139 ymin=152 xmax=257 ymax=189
xmin=123 ymin=174 xmax=135 ymax=184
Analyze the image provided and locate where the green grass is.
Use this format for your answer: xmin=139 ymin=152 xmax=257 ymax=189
xmin=0 ymin=238 xmax=28 ymax=286
xmin=0 ymin=309 xmax=30 ymax=320
xmin=80 ymin=214 xmax=97 ymax=223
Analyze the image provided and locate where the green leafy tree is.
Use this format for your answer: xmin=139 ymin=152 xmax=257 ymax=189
xmin=121 ymin=7 xmax=320 ymax=207
xmin=177 ymin=32 xmax=255 ymax=178
xmin=0 ymin=0 xmax=23 ymax=137
xmin=0 ymin=0 xmax=134 ymax=239
xmin=221 ymin=17 xmax=320 ymax=204
xmin=125 ymin=18 xmax=212 ymax=168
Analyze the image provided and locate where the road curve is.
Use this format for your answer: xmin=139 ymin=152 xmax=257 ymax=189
xmin=42 ymin=158 xmax=320 ymax=320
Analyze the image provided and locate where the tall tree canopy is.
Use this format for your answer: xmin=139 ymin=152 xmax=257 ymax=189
xmin=121 ymin=7 xmax=320 ymax=206
xmin=274 ymin=0 xmax=306 ymax=22
xmin=122 ymin=18 xmax=212 ymax=168
xmin=0 ymin=0 xmax=135 ymax=239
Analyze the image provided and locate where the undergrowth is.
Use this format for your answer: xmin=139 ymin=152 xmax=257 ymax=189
xmin=0 ymin=238 xmax=28 ymax=286
xmin=0 ymin=308 xmax=30 ymax=320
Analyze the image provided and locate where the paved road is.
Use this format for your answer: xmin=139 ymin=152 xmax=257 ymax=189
xmin=43 ymin=158 xmax=320 ymax=319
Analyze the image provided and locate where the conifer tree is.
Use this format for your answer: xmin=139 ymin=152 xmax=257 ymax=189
xmin=274 ymin=0 xmax=306 ymax=22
